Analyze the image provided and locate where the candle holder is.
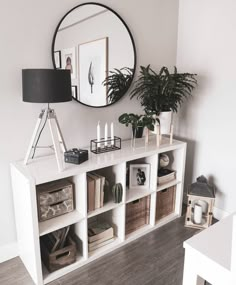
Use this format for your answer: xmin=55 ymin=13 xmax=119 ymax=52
xmin=90 ymin=136 xmax=121 ymax=154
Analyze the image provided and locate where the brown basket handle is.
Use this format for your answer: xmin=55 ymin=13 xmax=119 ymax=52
xmin=56 ymin=251 xmax=71 ymax=260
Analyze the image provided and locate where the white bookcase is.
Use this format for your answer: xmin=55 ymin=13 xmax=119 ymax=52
xmin=11 ymin=137 xmax=186 ymax=285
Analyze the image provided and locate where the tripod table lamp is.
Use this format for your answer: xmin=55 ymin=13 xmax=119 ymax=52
xmin=22 ymin=69 xmax=72 ymax=172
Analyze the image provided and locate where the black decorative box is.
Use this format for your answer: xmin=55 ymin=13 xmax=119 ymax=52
xmin=64 ymin=148 xmax=88 ymax=164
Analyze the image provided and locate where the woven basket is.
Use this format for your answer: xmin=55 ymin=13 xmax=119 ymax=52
xmin=126 ymin=196 xmax=150 ymax=235
xmin=156 ymin=186 xmax=176 ymax=222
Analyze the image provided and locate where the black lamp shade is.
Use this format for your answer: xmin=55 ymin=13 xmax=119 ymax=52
xmin=22 ymin=69 xmax=72 ymax=103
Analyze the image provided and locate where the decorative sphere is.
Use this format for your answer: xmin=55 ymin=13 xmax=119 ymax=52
xmin=159 ymin=154 xmax=169 ymax=168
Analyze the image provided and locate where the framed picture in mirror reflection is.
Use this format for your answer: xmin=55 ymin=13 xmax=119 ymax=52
xmin=78 ymin=37 xmax=108 ymax=107
xmin=61 ymin=47 xmax=76 ymax=79
xmin=71 ymin=85 xmax=78 ymax=100
xmin=54 ymin=51 xmax=61 ymax=69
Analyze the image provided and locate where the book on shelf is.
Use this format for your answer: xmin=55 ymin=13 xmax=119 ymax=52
xmin=88 ymin=222 xmax=114 ymax=243
xmin=87 ymin=176 xmax=95 ymax=212
xmin=100 ymin=176 xmax=105 ymax=207
xmin=87 ymin=173 xmax=101 ymax=209
xmin=89 ymin=237 xmax=115 ymax=252
xmin=91 ymin=172 xmax=105 ymax=208
xmin=158 ymin=169 xmax=176 ymax=185
xmin=87 ymin=172 xmax=106 ymax=212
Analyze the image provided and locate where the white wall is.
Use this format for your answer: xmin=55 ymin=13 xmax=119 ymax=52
xmin=176 ymin=0 xmax=236 ymax=217
xmin=0 ymin=0 xmax=179 ymax=261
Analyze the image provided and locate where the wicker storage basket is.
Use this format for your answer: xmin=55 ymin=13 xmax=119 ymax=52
xmin=156 ymin=186 xmax=176 ymax=222
xmin=126 ymin=196 xmax=150 ymax=235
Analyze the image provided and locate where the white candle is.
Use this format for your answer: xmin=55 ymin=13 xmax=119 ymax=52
xmin=194 ymin=204 xmax=203 ymax=224
xmin=97 ymin=121 xmax=101 ymax=148
xmin=104 ymin=122 xmax=108 ymax=147
xmin=111 ymin=122 xmax=114 ymax=146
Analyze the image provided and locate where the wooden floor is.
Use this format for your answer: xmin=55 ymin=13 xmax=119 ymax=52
xmin=0 ymin=216 xmax=200 ymax=285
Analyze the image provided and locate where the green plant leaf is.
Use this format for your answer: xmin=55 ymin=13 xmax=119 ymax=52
xmin=130 ymin=65 xmax=197 ymax=114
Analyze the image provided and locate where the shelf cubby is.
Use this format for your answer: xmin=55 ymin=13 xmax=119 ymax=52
xmin=155 ymin=186 xmax=176 ymax=223
xmin=42 ymin=254 xmax=85 ymax=284
xmin=126 ymin=154 xmax=158 ymax=192
xmin=87 ymin=162 xmax=126 ymax=211
xmin=125 ymin=195 xmax=151 ymax=236
xmin=88 ymin=206 xmax=125 ymax=257
xmin=157 ymin=147 xmax=185 ymax=185
xmin=37 ymin=174 xmax=86 ymax=236
xmin=41 ymin=220 xmax=86 ymax=284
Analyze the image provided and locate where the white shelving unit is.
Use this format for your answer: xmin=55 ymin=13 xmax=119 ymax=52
xmin=11 ymin=137 xmax=186 ymax=285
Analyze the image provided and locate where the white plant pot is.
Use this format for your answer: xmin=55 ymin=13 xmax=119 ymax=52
xmin=152 ymin=111 xmax=172 ymax=134
xmin=159 ymin=111 xmax=172 ymax=134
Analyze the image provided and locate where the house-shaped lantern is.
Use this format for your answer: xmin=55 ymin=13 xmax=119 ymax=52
xmin=185 ymin=175 xmax=215 ymax=229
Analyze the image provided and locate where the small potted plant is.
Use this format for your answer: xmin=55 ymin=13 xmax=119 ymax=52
xmin=118 ymin=113 xmax=157 ymax=138
xmin=130 ymin=65 xmax=197 ymax=133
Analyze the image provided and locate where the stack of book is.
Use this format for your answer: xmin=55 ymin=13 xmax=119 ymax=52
xmin=87 ymin=173 xmax=106 ymax=212
xmin=88 ymin=222 xmax=114 ymax=252
xmin=158 ymin=169 xmax=176 ymax=185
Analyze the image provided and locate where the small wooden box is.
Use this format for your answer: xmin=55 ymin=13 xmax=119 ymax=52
xmin=125 ymin=196 xmax=150 ymax=235
xmin=40 ymin=236 xmax=76 ymax=272
xmin=156 ymin=186 xmax=176 ymax=222
xmin=37 ymin=179 xmax=74 ymax=222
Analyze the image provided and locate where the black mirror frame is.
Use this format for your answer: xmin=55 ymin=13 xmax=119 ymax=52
xmin=51 ymin=2 xmax=137 ymax=108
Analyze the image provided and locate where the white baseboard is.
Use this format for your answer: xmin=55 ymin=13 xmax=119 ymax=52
xmin=0 ymin=242 xmax=18 ymax=263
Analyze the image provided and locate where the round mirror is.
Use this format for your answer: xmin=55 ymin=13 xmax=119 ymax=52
xmin=52 ymin=3 xmax=136 ymax=108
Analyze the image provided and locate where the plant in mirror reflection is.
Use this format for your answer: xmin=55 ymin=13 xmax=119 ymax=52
xmin=103 ymin=67 xmax=134 ymax=104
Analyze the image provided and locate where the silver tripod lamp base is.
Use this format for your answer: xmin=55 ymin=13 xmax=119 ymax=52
xmin=24 ymin=108 xmax=67 ymax=172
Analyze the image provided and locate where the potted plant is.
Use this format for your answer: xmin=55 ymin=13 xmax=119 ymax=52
xmin=130 ymin=65 xmax=197 ymax=133
xmin=118 ymin=113 xmax=157 ymax=138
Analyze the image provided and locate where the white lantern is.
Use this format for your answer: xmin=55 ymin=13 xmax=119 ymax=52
xmin=185 ymin=175 xmax=215 ymax=230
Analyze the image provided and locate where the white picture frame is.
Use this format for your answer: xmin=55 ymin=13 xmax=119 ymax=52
xmin=54 ymin=50 xmax=61 ymax=69
xmin=78 ymin=37 xmax=108 ymax=107
xmin=61 ymin=47 xmax=76 ymax=79
xmin=71 ymin=85 xmax=78 ymax=100
xmin=129 ymin=164 xmax=150 ymax=190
